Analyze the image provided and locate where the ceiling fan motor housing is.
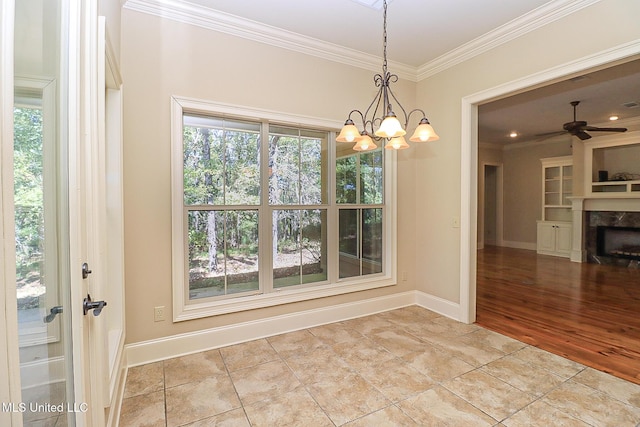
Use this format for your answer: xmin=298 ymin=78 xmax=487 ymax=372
xmin=563 ymin=120 xmax=587 ymax=132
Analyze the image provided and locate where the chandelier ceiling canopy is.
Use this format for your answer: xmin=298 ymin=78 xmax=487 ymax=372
xmin=337 ymin=0 xmax=439 ymax=151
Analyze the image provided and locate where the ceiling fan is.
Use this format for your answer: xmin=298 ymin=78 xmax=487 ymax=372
xmin=537 ymin=100 xmax=627 ymax=141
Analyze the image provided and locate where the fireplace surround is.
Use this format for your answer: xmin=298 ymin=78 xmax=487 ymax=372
xmin=586 ymin=211 xmax=640 ymax=267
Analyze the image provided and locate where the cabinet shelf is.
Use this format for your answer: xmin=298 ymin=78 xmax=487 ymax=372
xmin=591 ymin=179 xmax=640 ymax=194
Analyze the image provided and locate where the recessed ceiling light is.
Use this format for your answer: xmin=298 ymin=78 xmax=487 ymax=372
xmin=509 ymin=132 xmax=518 ymax=138
xmin=609 ymin=115 xmax=619 ymax=121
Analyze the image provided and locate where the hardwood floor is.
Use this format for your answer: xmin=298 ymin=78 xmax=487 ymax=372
xmin=476 ymin=245 xmax=640 ymax=385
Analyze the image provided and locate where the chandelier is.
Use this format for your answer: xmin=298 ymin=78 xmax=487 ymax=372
xmin=336 ymin=0 xmax=439 ymax=151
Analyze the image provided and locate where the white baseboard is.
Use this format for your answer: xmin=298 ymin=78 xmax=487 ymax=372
xmin=571 ymin=249 xmax=587 ymax=263
xmin=125 ymin=290 xmax=461 ymax=367
xmin=414 ymin=291 xmax=461 ymax=321
xmin=20 ymin=356 xmax=65 ymax=390
xmin=502 ymin=240 xmax=537 ymax=251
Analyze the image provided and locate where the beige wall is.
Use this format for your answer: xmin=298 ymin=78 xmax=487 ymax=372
xmin=502 ymin=139 xmax=572 ymax=246
xmin=121 ymin=0 xmax=640 ymax=344
xmin=413 ymin=0 xmax=640 ymax=303
xmin=121 ymin=10 xmax=418 ymax=344
xmin=595 ymin=143 xmax=640 ymax=180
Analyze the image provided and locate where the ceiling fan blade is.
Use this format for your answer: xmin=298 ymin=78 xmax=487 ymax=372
xmin=575 ymin=131 xmax=592 ymax=140
xmin=535 ymin=130 xmax=566 ymax=138
xmin=584 ymin=127 xmax=627 ymax=132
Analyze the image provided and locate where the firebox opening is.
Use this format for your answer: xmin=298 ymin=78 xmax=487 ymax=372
xmin=596 ymin=226 xmax=640 ymax=260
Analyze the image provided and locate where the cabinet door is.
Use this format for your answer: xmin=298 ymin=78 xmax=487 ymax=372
xmin=555 ymin=223 xmax=573 ymax=256
xmin=536 ymin=223 xmax=556 ymax=254
xmin=561 ymin=165 xmax=573 ymax=206
xmin=544 ymin=166 xmax=561 ymax=206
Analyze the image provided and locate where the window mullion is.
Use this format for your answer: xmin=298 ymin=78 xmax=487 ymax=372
xmin=356 ymin=155 xmax=361 ymax=205
xmin=358 ymin=208 xmax=363 ymax=276
xmin=328 ymin=132 xmax=339 ymax=284
xmin=260 ymin=120 xmax=273 ymax=294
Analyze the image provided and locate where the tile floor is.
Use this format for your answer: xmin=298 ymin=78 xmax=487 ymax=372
xmin=119 ymin=306 xmax=640 ymax=426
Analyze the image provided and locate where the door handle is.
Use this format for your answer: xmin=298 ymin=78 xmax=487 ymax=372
xmin=44 ymin=306 xmax=63 ymax=323
xmin=83 ymin=294 xmax=107 ymax=316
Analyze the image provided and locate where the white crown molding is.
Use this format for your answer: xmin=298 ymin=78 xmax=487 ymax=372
xmin=123 ymin=0 xmax=599 ymax=82
xmin=123 ymin=0 xmax=417 ymax=80
xmin=416 ymin=0 xmax=601 ymax=80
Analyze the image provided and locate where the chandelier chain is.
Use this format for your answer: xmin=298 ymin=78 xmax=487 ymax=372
xmin=382 ymin=0 xmax=388 ymax=72
xmin=335 ymin=0 xmax=439 ymax=149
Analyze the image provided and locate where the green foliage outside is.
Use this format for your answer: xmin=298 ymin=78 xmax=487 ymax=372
xmin=183 ymin=117 xmax=383 ymax=299
xmin=14 ymin=107 xmax=45 ymax=309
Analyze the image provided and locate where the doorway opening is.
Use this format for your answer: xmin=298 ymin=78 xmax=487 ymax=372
xmin=460 ymin=43 xmax=640 ymax=324
xmin=478 ymin=163 xmax=503 ymax=250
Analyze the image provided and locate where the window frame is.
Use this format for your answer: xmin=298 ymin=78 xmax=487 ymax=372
xmin=171 ymin=96 xmax=397 ymax=321
xmin=15 ymin=76 xmax=62 ymax=347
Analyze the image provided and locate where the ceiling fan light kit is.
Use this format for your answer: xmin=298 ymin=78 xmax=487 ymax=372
xmin=336 ymin=0 xmax=439 ymax=151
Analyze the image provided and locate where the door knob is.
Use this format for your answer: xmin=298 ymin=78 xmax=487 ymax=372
xmin=83 ymin=294 xmax=107 ymax=316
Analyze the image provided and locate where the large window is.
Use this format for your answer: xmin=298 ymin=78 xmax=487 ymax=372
xmin=183 ymin=116 xmax=261 ymax=300
xmin=269 ymin=126 xmax=328 ymax=288
xmin=172 ymin=98 xmax=395 ymax=320
xmin=336 ymin=150 xmax=384 ymax=278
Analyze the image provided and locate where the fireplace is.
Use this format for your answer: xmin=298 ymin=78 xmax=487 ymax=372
xmin=597 ymin=226 xmax=640 ymax=260
xmin=585 ymin=211 xmax=640 ymax=267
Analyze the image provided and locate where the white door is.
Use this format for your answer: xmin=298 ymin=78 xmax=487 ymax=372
xmin=2 ymin=0 xmax=109 ymax=425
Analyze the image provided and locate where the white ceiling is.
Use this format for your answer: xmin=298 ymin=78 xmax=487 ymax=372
xmin=136 ymin=0 xmax=640 ymax=146
xmin=479 ymin=59 xmax=640 ymax=145
xmin=175 ymin=0 xmax=552 ymax=68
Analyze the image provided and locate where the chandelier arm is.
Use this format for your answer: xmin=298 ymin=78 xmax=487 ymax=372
xmin=347 ymin=109 xmax=366 ymax=128
xmin=405 ymin=108 xmax=428 ymax=127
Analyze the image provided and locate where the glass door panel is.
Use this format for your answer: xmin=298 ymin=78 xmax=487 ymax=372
xmin=15 ymin=0 xmax=74 ymax=424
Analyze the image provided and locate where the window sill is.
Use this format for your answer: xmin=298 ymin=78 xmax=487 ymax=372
xmin=173 ymin=275 xmax=396 ymax=322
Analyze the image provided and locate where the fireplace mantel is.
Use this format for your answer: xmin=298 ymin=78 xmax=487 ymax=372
xmin=569 ymin=196 xmax=640 ymax=213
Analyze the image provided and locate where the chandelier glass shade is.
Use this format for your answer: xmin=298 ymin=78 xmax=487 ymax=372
xmin=337 ymin=0 xmax=439 ymax=151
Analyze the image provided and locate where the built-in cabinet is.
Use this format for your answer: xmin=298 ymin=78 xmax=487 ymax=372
xmin=536 ymin=221 xmax=572 ymax=257
xmin=537 ymin=156 xmax=572 ymax=257
xmin=541 ymin=156 xmax=573 ymax=221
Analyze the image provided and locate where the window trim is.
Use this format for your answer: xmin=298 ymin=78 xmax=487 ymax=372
xmin=15 ymin=76 xmax=62 ymax=347
xmin=171 ymin=96 xmax=397 ymax=322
